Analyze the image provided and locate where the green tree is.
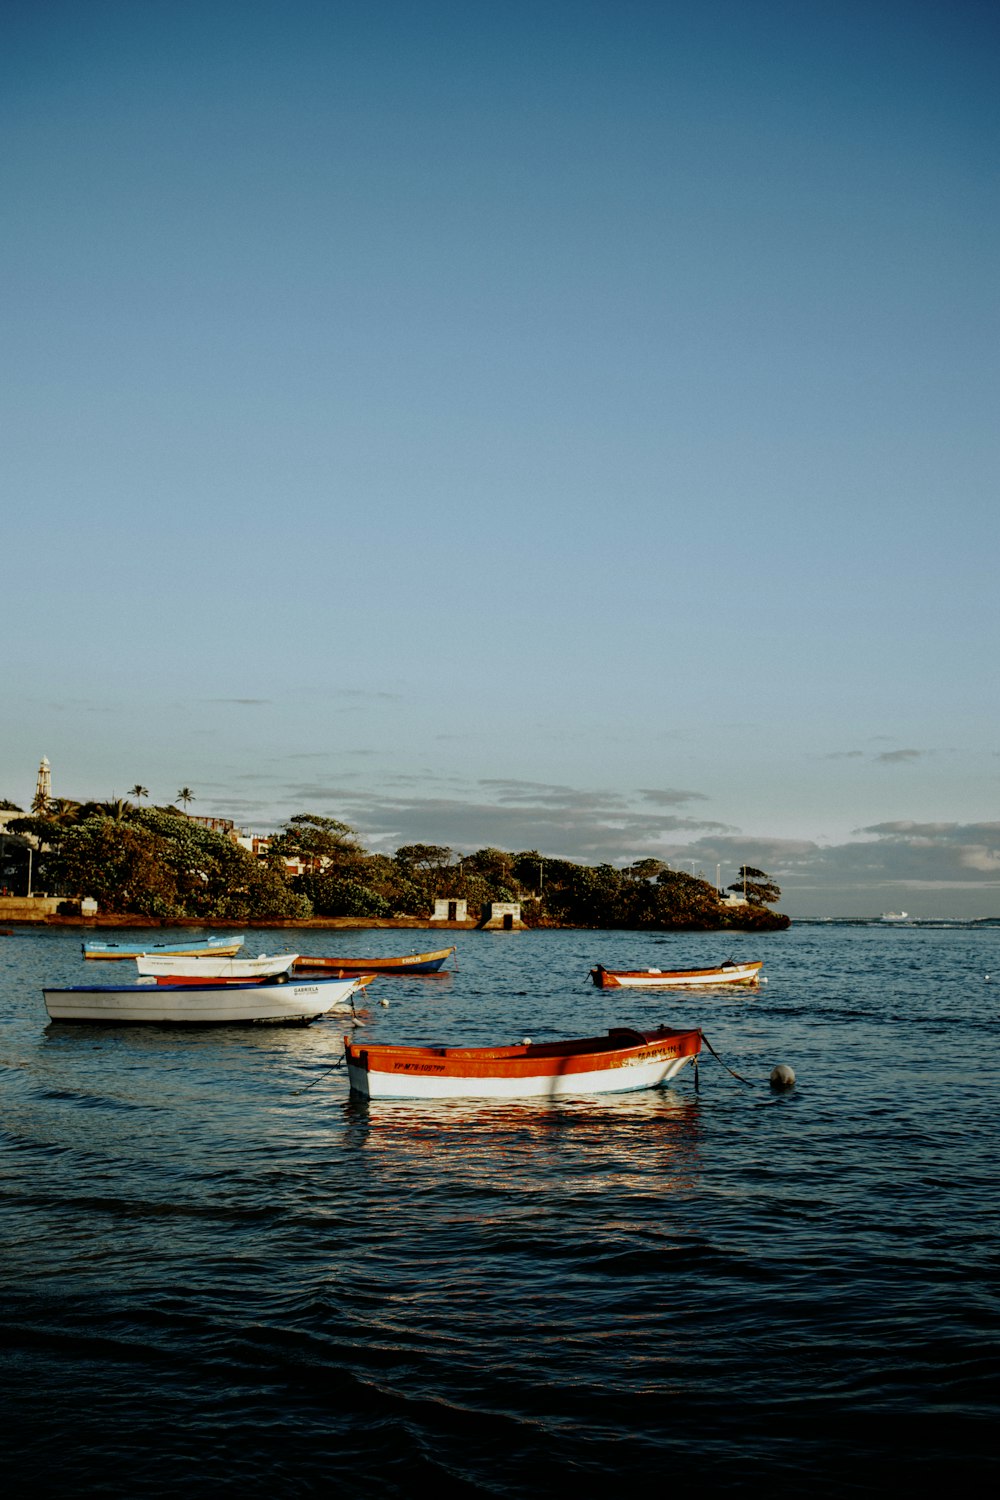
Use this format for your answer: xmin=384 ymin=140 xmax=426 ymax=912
xmin=175 ymin=787 xmax=196 ymax=811
xmin=459 ymin=847 xmax=515 ymax=895
xmin=394 ymin=843 xmax=453 ymax=873
xmin=267 ymin=814 xmax=363 ymax=868
xmin=47 ymin=798 xmax=82 ymax=826
xmin=99 ymin=797 xmax=135 ymax=823
xmin=512 ymin=850 xmax=546 ymax=893
xmin=53 ymin=818 xmax=181 ymax=916
xmin=645 ymin=870 xmax=723 ymax=927
xmin=296 ymin=872 xmax=391 ymax=919
xmin=45 ymin=804 xmax=313 ymax=920
xmin=729 ymin=865 xmax=782 ymax=906
xmin=129 ymin=784 xmax=149 ymax=803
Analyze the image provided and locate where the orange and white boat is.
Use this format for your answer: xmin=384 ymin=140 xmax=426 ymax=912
xmin=343 ymin=1025 xmax=702 ymax=1100
xmin=590 ymin=960 xmax=763 ymax=990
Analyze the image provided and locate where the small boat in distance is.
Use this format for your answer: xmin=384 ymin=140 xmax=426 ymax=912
xmin=344 ymin=1025 xmax=702 ymax=1100
xmin=294 ymin=945 xmax=456 ymax=976
xmin=43 ymin=974 xmax=371 ymax=1026
xmin=82 ymin=934 xmax=245 ymax=961
xmin=135 ymin=952 xmax=297 ymax=980
xmin=590 ymin=960 xmax=763 ymax=990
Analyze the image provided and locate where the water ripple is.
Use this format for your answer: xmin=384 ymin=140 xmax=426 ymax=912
xmin=2 ymin=924 xmax=999 ymax=1493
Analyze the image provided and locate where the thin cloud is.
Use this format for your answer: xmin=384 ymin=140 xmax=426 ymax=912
xmin=859 ymin=820 xmax=1000 ymax=841
xmin=480 ymin=779 xmax=629 ymax=810
xmin=638 ymin=787 xmax=709 ymax=805
xmin=876 ymin=749 xmax=924 ymax=764
xmin=304 ymin=790 xmax=734 ymax=862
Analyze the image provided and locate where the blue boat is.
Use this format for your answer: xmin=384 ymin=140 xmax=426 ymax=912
xmin=82 ymin=934 xmax=245 ymax=961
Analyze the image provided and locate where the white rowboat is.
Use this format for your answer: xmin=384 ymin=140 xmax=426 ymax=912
xmin=590 ymin=960 xmax=763 ymax=990
xmin=135 ymin=952 xmax=298 ymax=979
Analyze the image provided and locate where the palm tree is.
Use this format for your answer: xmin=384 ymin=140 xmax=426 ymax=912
xmin=129 ymin=784 xmax=149 ymax=803
xmin=176 ymin=787 xmax=196 ymax=812
xmin=48 ymin=798 xmax=82 ymax=827
xmin=101 ymin=797 xmax=134 ymax=823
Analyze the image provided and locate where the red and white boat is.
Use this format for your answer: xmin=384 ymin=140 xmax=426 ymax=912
xmin=590 ymin=960 xmax=763 ymax=990
xmin=343 ymin=1024 xmax=702 ymax=1100
xmin=135 ymin=951 xmax=298 ymax=980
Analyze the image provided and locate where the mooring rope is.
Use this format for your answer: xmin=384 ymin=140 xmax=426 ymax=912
xmin=699 ymin=1031 xmax=755 ymax=1087
xmin=292 ymin=1054 xmax=347 ymax=1095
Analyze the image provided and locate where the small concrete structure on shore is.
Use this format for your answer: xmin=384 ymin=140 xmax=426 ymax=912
xmin=479 ymin=901 xmax=524 ymax=930
xmin=430 ymin=898 xmax=468 ymax=923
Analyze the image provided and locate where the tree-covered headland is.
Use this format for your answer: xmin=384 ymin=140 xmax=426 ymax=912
xmin=1 ymin=802 xmax=789 ymax=929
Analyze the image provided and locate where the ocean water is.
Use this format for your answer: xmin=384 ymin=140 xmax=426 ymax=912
xmin=1 ymin=922 xmax=998 ymax=1496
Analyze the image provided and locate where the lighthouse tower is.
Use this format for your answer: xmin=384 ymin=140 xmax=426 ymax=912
xmin=33 ymin=756 xmax=52 ymax=813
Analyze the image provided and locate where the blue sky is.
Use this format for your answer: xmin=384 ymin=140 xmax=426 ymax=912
xmin=2 ymin=0 xmax=998 ymax=915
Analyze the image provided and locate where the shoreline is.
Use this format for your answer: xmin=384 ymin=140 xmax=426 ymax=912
xmin=1 ymin=913 xmax=788 ymax=933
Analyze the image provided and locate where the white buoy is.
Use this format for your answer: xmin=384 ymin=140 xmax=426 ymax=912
xmin=770 ymin=1063 xmax=796 ymax=1090
xmin=521 ymin=1037 xmax=532 ymax=1046
xmin=379 ymin=998 xmax=390 ymax=1008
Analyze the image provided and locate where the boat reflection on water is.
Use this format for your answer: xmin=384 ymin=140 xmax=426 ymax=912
xmin=337 ymin=1088 xmax=704 ymax=1193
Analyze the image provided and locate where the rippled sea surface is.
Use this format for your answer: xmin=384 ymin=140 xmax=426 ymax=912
xmin=2 ymin=923 xmax=999 ymax=1496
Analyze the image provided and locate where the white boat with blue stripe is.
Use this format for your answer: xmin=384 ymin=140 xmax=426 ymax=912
xmin=43 ymin=974 xmax=371 ymax=1026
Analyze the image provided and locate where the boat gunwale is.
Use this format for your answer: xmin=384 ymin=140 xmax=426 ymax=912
xmin=345 ymin=1025 xmax=701 ymax=1069
xmin=593 ymin=961 xmax=762 ymax=979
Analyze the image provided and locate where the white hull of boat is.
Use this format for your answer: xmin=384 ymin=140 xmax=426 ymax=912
xmin=592 ymin=961 xmax=763 ymax=990
xmin=43 ymin=976 xmax=367 ymax=1025
xmin=83 ymin=935 xmax=245 ymax=960
xmin=346 ymin=1050 xmax=696 ymax=1101
xmin=135 ymin=952 xmax=298 ymax=978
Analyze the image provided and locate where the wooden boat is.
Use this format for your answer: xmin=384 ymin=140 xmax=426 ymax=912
xmin=294 ymin=945 xmax=456 ymax=976
xmin=135 ymin=951 xmax=297 ymax=979
xmin=344 ymin=1024 xmax=702 ymax=1100
xmin=82 ymin=934 xmax=245 ymax=961
xmin=43 ymin=974 xmax=370 ymax=1025
xmin=590 ymin=960 xmax=763 ymax=990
